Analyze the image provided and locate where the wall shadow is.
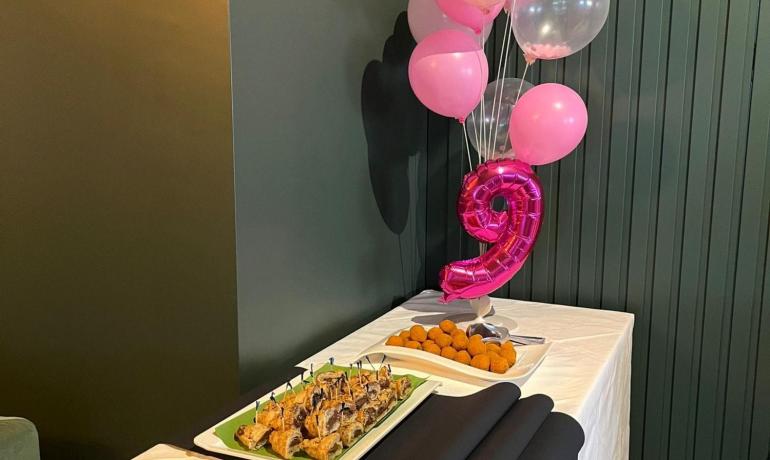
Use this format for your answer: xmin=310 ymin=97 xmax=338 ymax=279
xmin=361 ymin=12 xmax=425 ymax=235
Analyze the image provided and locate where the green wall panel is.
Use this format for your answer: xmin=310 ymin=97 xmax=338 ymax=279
xmin=229 ymin=1 xmax=427 ymax=390
xmin=424 ymin=0 xmax=770 ymax=458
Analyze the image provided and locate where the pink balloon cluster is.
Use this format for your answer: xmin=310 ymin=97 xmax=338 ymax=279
xmin=407 ymin=0 xmax=506 ymax=122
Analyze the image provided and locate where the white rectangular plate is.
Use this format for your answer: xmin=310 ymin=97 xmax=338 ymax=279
xmin=354 ymin=331 xmax=552 ymax=383
xmin=194 ymin=376 xmax=441 ymax=460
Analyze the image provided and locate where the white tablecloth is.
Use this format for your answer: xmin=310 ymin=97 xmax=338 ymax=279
xmin=297 ymin=290 xmax=633 ymax=460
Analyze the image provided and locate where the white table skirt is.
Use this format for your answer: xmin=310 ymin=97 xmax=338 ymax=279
xmin=297 ymin=290 xmax=633 ymax=460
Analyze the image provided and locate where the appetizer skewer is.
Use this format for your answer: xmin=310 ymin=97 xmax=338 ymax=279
xmin=234 ymin=360 xmax=415 ymax=460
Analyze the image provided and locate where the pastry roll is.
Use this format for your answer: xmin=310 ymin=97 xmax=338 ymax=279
xmin=356 ymin=402 xmax=379 ymax=428
xmin=376 ymin=366 xmax=391 ymax=388
xmin=305 ymin=400 xmax=342 ymax=438
xmin=301 ymin=433 xmax=343 ymax=460
xmin=235 ymin=423 xmax=271 ymax=450
xmin=256 ymin=401 xmax=282 ymax=429
xmin=376 ymin=388 xmax=396 ymax=415
xmin=282 ymin=401 xmax=308 ymax=429
xmin=350 ymin=386 xmax=369 ymax=409
xmin=338 ymin=421 xmax=364 ymax=448
xmin=364 ymin=381 xmax=381 ymax=401
xmin=268 ymin=428 xmax=303 ymax=459
xmin=394 ymin=377 xmax=412 ymax=400
xmin=339 ymin=400 xmax=357 ymax=425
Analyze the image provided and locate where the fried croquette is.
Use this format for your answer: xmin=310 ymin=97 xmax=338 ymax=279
xmin=427 ymin=327 xmax=442 ymax=341
xmin=423 ymin=342 xmax=441 ymax=355
xmin=467 ymin=339 xmax=487 ymax=357
xmin=454 ymin=350 xmax=472 ymax=365
xmin=470 ymin=354 xmax=490 ymax=371
xmin=404 ymin=340 xmax=422 ymax=350
xmin=409 ymin=325 xmax=428 ymax=342
xmin=439 ymin=319 xmax=457 ymax=334
xmin=435 ymin=333 xmax=453 ymax=348
xmin=440 ymin=346 xmax=457 ymax=360
xmin=385 ymin=336 xmax=405 ymax=347
xmin=452 ymin=334 xmax=469 ymax=350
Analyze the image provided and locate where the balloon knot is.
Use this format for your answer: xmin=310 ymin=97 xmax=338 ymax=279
xmin=524 ymin=52 xmax=537 ymax=65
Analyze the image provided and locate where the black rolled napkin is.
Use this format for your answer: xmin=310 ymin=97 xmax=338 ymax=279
xmin=467 ymin=394 xmax=554 ymax=460
xmin=517 ymin=412 xmax=585 ymax=460
xmin=363 ymin=383 xmax=521 ymax=460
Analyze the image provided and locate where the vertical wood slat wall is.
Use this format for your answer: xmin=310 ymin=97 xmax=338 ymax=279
xmin=423 ymin=0 xmax=770 ymax=458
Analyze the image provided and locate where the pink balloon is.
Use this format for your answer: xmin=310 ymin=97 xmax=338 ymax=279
xmin=508 ymin=83 xmax=587 ymax=165
xmin=408 ymin=30 xmax=488 ymax=122
xmin=436 ymin=0 xmax=504 ymax=34
xmin=440 ymin=159 xmax=543 ymax=302
xmin=408 ymin=0 xmax=492 ymax=43
xmin=462 ymin=0 xmax=507 ymax=12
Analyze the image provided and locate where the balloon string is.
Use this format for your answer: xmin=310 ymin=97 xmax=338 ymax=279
xmin=491 ymin=11 xmax=513 ymax=159
xmin=476 ymin=28 xmax=484 ymax=159
xmin=470 ymin=110 xmax=482 ymax=157
xmin=463 ymin=122 xmax=473 ymax=171
xmin=515 ymin=62 xmax=531 ymax=105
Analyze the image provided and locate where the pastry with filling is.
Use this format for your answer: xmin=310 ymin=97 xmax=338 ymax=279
xmin=256 ymin=401 xmax=282 ymax=429
xmin=376 ymin=366 xmax=391 ymax=388
xmin=268 ymin=428 xmax=303 ymax=459
xmin=393 ymin=377 xmax=412 ymax=400
xmin=301 ymin=433 xmax=343 ymax=460
xmin=304 ymin=400 xmax=342 ymax=438
xmin=235 ymin=423 xmax=271 ymax=450
xmin=356 ymin=401 xmax=380 ymax=428
xmin=338 ymin=421 xmax=364 ymax=448
xmin=376 ymin=388 xmax=396 ymax=416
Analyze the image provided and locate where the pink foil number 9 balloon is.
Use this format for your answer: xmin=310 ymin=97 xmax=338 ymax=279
xmin=440 ymin=159 xmax=543 ymax=302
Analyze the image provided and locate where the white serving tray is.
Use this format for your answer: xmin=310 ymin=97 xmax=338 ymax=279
xmin=194 ymin=375 xmax=440 ymax=460
xmin=354 ymin=331 xmax=551 ymax=383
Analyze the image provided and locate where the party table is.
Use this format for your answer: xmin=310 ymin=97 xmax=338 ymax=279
xmin=161 ymin=290 xmax=632 ymax=460
xmin=297 ymin=290 xmax=633 ymax=460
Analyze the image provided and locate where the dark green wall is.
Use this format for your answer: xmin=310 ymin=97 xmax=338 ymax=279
xmin=0 ymin=1 xmax=239 ymax=458
xmin=426 ymin=0 xmax=770 ymax=459
xmin=229 ymin=0 xmax=426 ymax=389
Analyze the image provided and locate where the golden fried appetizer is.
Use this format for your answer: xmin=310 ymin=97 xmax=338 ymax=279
xmin=399 ymin=330 xmax=411 ymax=340
xmin=409 ymin=325 xmax=428 ymax=342
xmin=439 ymin=319 xmax=457 ymax=334
xmin=435 ymin=333 xmax=453 ymax=348
xmin=301 ymin=433 xmax=343 ymax=460
xmin=356 ymin=402 xmax=379 ymax=428
xmin=486 ymin=342 xmax=502 ymax=354
xmin=490 ymin=355 xmax=509 ymax=374
xmin=427 ymin=326 xmax=443 ymax=341
xmin=470 ymin=354 xmax=490 ymax=371
xmin=268 ymin=428 xmax=303 ymax=459
xmin=501 ymin=347 xmax=517 ymax=366
xmin=404 ymin=340 xmax=422 ymax=350
xmin=385 ymin=336 xmax=405 ymax=347
xmin=394 ymin=377 xmax=412 ymax=400
xmin=440 ymin=346 xmax=457 ymax=360
xmin=339 ymin=420 xmax=365 ymax=447
xmin=422 ymin=339 xmax=436 ymax=348
xmin=454 ymin=350 xmax=472 ymax=365
xmin=467 ymin=339 xmax=487 ymax=357
xmin=377 ymin=388 xmax=396 ymax=414
xmin=452 ymin=333 xmax=469 ymax=350
xmin=257 ymin=401 xmax=282 ymax=429
xmin=501 ymin=340 xmax=515 ymax=352
xmin=451 ymin=328 xmax=467 ymax=338
xmin=235 ymin=423 xmax=271 ymax=450
xmin=469 ymin=334 xmax=484 ymax=343
xmin=423 ymin=342 xmax=441 ymax=355
xmin=305 ymin=400 xmax=342 ymax=438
